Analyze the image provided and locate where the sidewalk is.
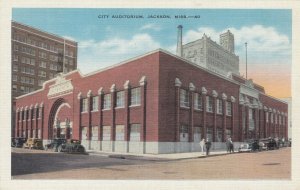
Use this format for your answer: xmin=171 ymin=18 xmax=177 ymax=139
xmin=87 ymin=150 xmax=231 ymax=161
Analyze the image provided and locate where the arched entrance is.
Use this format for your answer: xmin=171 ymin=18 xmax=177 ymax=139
xmin=48 ymin=98 xmax=72 ymax=139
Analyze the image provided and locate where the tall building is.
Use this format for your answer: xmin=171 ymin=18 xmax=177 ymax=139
xmin=177 ymin=26 xmax=239 ymax=76
xmin=11 ymin=21 xmax=78 ymax=136
xmin=11 ymin=21 xmax=78 ymax=98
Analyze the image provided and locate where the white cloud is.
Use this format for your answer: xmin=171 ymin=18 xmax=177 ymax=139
xmin=78 ymin=33 xmax=161 ymax=74
xmin=140 ymin=23 xmax=161 ymax=31
xmin=183 ymin=25 xmax=291 ymax=64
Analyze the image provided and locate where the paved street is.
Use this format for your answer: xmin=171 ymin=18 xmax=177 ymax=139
xmin=12 ymin=147 xmax=291 ymax=179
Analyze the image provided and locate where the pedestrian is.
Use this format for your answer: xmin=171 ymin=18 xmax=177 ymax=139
xmin=229 ymin=138 xmax=234 ymax=153
xmin=226 ymin=137 xmax=231 ymax=153
xmin=205 ymin=138 xmax=212 ymax=156
xmin=200 ymin=138 xmax=205 ymax=155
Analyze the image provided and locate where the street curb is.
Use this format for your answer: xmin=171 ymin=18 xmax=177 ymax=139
xmin=87 ymin=151 xmax=232 ymax=161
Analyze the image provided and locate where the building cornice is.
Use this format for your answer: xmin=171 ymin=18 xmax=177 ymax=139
xmin=12 ymin=20 xmax=77 ymax=45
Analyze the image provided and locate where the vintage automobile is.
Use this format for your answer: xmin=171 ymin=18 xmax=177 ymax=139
xmin=56 ymin=139 xmax=86 ymax=154
xmin=238 ymin=140 xmax=265 ymax=152
xmin=260 ymin=138 xmax=278 ymax=150
xmin=23 ymin=138 xmax=43 ymax=149
xmin=44 ymin=138 xmax=67 ymax=152
xmin=11 ymin=137 xmax=27 ymax=148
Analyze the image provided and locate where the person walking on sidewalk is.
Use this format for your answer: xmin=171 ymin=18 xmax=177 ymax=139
xmin=226 ymin=137 xmax=231 ymax=153
xmin=205 ymin=138 xmax=212 ymax=156
xmin=200 ymin=138 xmax=205 ymax=155
xmin=229 ymin=138 xmax=234 ymax=153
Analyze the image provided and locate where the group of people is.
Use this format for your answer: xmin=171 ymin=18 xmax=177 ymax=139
xmin=199 ymin=138 xmax=212 ymax=156
xmin=199 ymin=137 xmax=234 ymax=156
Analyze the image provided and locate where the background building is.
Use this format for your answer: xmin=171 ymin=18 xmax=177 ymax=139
xmin=177 ymin=26 xmax=239 ymax=77
xmin=11 ymin=21 xmax=78 ymax=136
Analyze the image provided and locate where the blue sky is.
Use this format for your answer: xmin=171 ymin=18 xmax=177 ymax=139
xmin=13 ymin=8 xmax=292 ymax=76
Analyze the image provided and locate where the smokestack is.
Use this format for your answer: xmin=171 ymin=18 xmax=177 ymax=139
xmin=176 ymin=25 xmax=183 ymax=57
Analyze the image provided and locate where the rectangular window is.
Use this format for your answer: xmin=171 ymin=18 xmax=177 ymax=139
xmin=266 ymin=112 xmax=269 ymax=122
xmin=38 ymin=80 xmax=45 ymax=86
xmin=116 ymin=125 xmax=125 ymax=141
xmin=194 ymin=93 xmax=202 ymax=110
xmin=193 ymin=126 xmax=201 ymax=142
xmin=116 ymin=91 xmax=125 ymax=108
xmin=130 ymin=124 xmax=140 ymax=141
xmin=180 ymin=89 xmax=189 ymax=108
xmin=91 ymin=126 xmax=98 ymax=141
xmin=36 ymin=108 xmax=40 ymax=119
xmin=81 ymin=98 xmax=88 ymax=112
xmin=206 ymin=96 xmax=213 ymax=112
xmin=92 ymin=96 xmax=99 ymax=111
xmin=279 ymin=115 xmax=282 ymax=125
xmin=249 ymin=108 xmax=253 ymax=120
xmin=12 ymin=85 xmax=17 ymax=92
xmin=50 ymin=63 xmax=58 ymax=71
xmin=49 ymin=55 xmax=58 ymax=62
xmin=13 ymin=65 xmax=18 ymax=72
xmin=32 ymin=130 xmax=36 ymax=138
xmin=206 ymin=127 xmax=213 ymax=142
xmin=180 ymin=124 xmax=189 ymax=142
xmin=39 ymin=61 xmax=47 ymax=68
xmin=271 ymin=113 xmax=274 ymax=123
xmin=103 ymin=94 xmax=111 ymax=110
xmin=20 ymin=76 xmax=34 ymax=85
xmin=81 ymin=127 xmax=87 ymax=140
xmin=38 ymin=129 xmax=41 ymax=138
xmin=13 ymin=55 xmax=19 ymax=61
xmin=130 ymin=87 xmax=141 ymax=106
xmin=217 ymin=99 xmax=223 ymax=114
xmin=216 ymin=128 xmax=223 ymax=142
xmin=12 ymin=75 xmax=18 ymax=82
xmin=49 ymin=73 xmax=55 ymax=79
xmin=14 ymin=44 xmax=19 ymax=51
xmin=102 ymin=126 xmax=111 ymax=141
xmin=39 ymin=51 xmax=47 ymax=59
xmin=38 ymin=70 xmax=46 ymax=77
xmin=275 ymin=115 xmax=278 ymax=124
xmin=226 ymin=101 xmax=232 ymax=116
xmin=226 ymin=129 xmax=232 ymax=139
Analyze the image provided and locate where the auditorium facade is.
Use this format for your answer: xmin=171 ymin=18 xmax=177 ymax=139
xmin=14 ymin=49 xmax=288 ymax=154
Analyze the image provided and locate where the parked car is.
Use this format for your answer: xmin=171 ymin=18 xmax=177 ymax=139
xmin=260 ymin=138 xmax=278 ymax=150
xmin=238 ymin=140 xmax=266 ymax=152
xmin=23 ymin=138 xmax=43 ymax=149
xmin=57 ymin=139 xmax=86 ymax=154
xmin=238 ymin=143 xmax=252 ymax=152
xmin=11 ymin=137 xmax=27 ymax=148
xmin=44 ymin=138 xmax=67 ymax=152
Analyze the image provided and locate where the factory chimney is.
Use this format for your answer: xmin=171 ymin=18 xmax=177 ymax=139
xmin=176 ymin=25 xmax=183 ymax=57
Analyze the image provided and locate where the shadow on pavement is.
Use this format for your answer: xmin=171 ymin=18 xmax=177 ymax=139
xmin=11 ymin=152 xmax=152 ymax=176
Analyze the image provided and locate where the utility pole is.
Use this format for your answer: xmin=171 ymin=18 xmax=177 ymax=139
xmin=245 ymin=42 xmax=248 ymax=79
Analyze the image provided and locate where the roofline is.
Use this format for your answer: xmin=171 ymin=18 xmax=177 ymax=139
xmin=15 ymin=48 xmax=286 ymax=105
xmin=159 ymin=49 xmax=241 ymax=86
xmin=259 ymin=92 xmax=289 ymax=105
xmin=83 ymin=49 xmax=164 ymax=77
xmin=11 ymin=20 xmax=78 ymax=44
xmin=84 ymin=48 xmax=242 ymax=86
xmin=232 ymin=73 xmax=265 ymax=89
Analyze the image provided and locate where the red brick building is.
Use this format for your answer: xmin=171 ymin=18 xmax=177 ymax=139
xmin=14 ymin=49 xmax=288 ymax=153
